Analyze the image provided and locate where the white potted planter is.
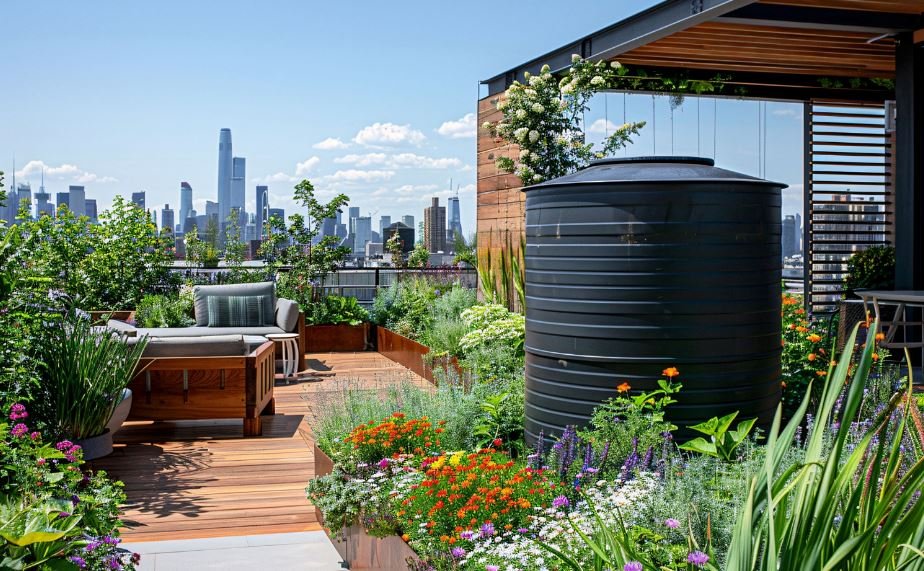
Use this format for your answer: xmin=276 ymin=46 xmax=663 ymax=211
xmin=105 ymin=388 xmax=133 ymax=435
xmin=76 ymin=429 xmax=114 ymax=460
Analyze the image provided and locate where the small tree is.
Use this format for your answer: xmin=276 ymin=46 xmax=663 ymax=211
xmin=184 ymin=224 xmax=202 ymax=268
xmin=385 ymin=232 xmax=405 ymax=269
xmin=407 ymin=243 xmax=430 ymax=269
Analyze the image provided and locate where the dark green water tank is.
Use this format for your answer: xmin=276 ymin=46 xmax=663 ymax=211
xmin=523 ymin=156 xmax=784 ymax=442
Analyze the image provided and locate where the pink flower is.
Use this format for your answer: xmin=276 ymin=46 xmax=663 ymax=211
xmin=36 ymin=458 xmax=46 ymax=466
xmin=624 ymin=563 xmax=643 ymax=571
xmin=664 ymin=518 xmax=680 ymax=529
xmin=687 ymin=551 xmax=709 ymax=567
xmin=11 ymin=423 xmax=28 ymax=437
xmin=9 ymin=403 xmax=28 ymax=421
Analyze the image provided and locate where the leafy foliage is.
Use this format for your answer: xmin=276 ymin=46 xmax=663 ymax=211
xmin=844 ymin=245 xmax=895 ymax=297
xmin=306 ymin=295 xmax=368 ymax=326
xmin=781 ymin=292 xmax=831 ymax=418
xmin=134 ymin=293 xmax=194 ymax=328
xmin=407 ymin=243 xmax=430 ymax=269
xmin=678 ymin=411 xmax=756 ymax=462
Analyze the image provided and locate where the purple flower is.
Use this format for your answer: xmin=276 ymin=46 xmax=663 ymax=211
xmin=664 ymin=518 xmax=681 ymax=529
xmin=377 ymin=458 xmax=390 ymax=470
xmin=103 ymin=535 xmax=120 ymax=545
xmin=552 ymin=495 xmax=570 ymax=509
xmin=451 ymin=547 xmax=466 ymax=558
xmin=69 ymin=556 xmax=87 ymax=568
xmin=30 ymin=431 xmax=40 ymax=440
xmin=624 ymin=563 xmax=643 ymax=571
xmin=11 ymin=423 xmax=28 ymax=437
xmin=9 ymin=403 xmax=27 ymax=421
xmin=486 ymin=566 xmax=499 ymax=571
xmin=56 ymin=440 xmax=74 ymax=451
xmin=687 ymin=551 xmax=709 ymax=567
xmin=460 ymin=530 xmax=474 ymax=540
xmin=59 ymin=511 xmax=72 ymax=518
xmin=480 ymin=523 xmax=495 ymax=537
xmin=85 ymin=541 xmax=101 ymax=552
xmin=107 ymin=557 xmax=122 ymax=570
xmin=517 ymin=527 xmax=528 ymax=534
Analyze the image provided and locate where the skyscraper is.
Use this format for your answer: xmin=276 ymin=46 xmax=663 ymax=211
xmin=56 ymin=192 xmax=70 ymax=212
xmin=68 ymin=186 xmax=86 ymax=218
xmin=424 ymin=197 xmax=446 ymax=253
xmin=15 ymin=183 xmax=32 ymax=220
xmin=401 ymin=215 xmax=415 ymax=229
xmin=230 ymin=157 xmax=246 ymax=232
xmin=85 ymin=199 xmax=98 ymax=224
xmin=179 ymin=182 xmax=193 ymax=233
xmin=131 ymin=191 xmax=146 ymax=210
xmin=161 ymin=205 xmax=175 ymax=235
xmin=353 ymin=216 xmax=372 ymax=255
xmin=447 ymin=194 xmax=463 ymax=246
xmin=217 ymin=128 xmax=233 ymax=228
xmin=379 ymin=216 xmax=391 ymax=240
xmin=205 ymin=200 xmax=219 ymax=225
xmin=348 ymin=206 xmax=360 ymax=237
xmin=256 ymin=185 xmax=269 ymax=239
xmin=782 ymin=215 xmax=796 ymax=259
xmin=35 ymin=169 xmax=52 ymax=217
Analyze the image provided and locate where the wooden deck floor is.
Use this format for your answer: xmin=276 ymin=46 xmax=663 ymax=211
xmin=92 ymin=352 xmax=429 ymax=542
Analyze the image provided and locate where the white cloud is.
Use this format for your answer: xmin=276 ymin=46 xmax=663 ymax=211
xmin=15 ymin=160 xmax=118 ymax=184
xmin=393 ymin=183 xmax=439 ymax=195
xmin=437 ymin=113 xmax=477 ymax=139
xmin=252 ymin=172 xmax=298 ymax=184
xmin=295 ymin=156 xmax=321 ymax=176
xmin=313 ymin=137 xmax=350 ymax=150
xmin=587 ymin=118 xmax=620 ymax=135
xmin=323 ymin=169 xmax=395 ymax=183
xmin=334 ymin=152 xmax=463 ymax=170
xmin=354 ymin=122 xmax=426 ymax=147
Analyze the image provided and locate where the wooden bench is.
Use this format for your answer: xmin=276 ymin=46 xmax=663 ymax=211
xmin=127 ymin=341 xmax=276 ymax=437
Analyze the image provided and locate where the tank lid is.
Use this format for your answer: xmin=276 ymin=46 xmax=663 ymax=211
xmin=523 ymin=155 xmax=786 ymax=190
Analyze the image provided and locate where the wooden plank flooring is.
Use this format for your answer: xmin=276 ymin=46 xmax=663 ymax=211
xmin=92 ymin=352 xmax=429 ymax=542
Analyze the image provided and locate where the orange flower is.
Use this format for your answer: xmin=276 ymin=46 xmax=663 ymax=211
xmin=781 ymin=381 xmax=787 ymax=389
xmin=876 ymin=332 xmax=886 ymax=342
xmin=872 ymin=353 xmax=879 ymax=362
xmin=617 ymin=382 xmax=631 ymax=393
xmin=816 ymin=370 xmax=827 ymax=377
xmin=401 ymin=534 xmax=410 ymax=542
xmin=807 ymin=353 xmax=816 ymax=361
xmin=807 ymin=334 xmax=822 ymax=343
xmin=662 ymin=367 xmax=680 ymax=378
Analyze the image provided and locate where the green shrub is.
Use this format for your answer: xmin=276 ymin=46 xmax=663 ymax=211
xmin=843 ymin=245 xmax=895 ymax=297
xmin=134 ymin=293 xmax=194 ymax=328
xmin=306 ymin=295 xmax=368 ymax=326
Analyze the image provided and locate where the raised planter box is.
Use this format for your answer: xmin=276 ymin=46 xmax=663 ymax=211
xmin=375 ymin=327 xmax=467 ymax=386
xmin=305 ymin=323 xmax=370 ymax=353
xmin=89 ymin=310 xmax=135 ymax=324
xmin=313 ymin=444 xmax=420 ymax=570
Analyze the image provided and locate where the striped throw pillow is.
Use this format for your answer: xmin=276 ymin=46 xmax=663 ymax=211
xmin=206 ymin=295 xmax=268 ymax=327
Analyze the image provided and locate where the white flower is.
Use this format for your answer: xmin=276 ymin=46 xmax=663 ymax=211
xmin=531 ymin=103 xmax=544 ymax=113
xmin=590 ymin=76 xmax=605 ymax=86
xmin=611 ymin=61 xmax=622 ymax=69
xmin=528 ymin=75 xmax=541 ymax=86
xmin=571 ymin=54 xmax=581 ymax=63
xmin=524 ymin=88 xmax=536 ymax=97
xmin=519 ymin=149 xmax=530 ymax=160
xmin=529 ymin=130 xmax=539 ymax=143
xmin=515 ymin=109 xmax=528 ymax=119
xmin=496 ymin=100 xmax=508 ymax=111
xmin=514 ymin=127 xmax=529 ymax=142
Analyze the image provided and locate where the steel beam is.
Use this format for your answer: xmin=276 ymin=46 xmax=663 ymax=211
xmin=895 ymin=32 xmax=924 ymax=289
xmin=719 ymin=4 xmax=922 ymax=35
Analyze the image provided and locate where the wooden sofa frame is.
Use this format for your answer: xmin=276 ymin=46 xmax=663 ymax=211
xmin=127 ymin=340 xmax=276 ymax=437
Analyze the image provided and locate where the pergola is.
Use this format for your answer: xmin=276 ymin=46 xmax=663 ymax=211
xmin=477 ymin=0 xmax=924 ymax=313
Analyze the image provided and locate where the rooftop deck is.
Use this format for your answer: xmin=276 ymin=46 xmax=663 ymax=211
xmin=92 ymin=352 xmax=429 ymax=542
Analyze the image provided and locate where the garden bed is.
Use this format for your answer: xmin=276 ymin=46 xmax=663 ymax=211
xmin=304 ymin=323 xmax=370 ymax=352
xmin=313 ymin=443 xmax=419 ymax=570
xmin=375 ymin=326 xmax=466 ymax=386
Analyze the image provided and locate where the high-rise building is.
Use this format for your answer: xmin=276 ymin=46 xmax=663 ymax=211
xmin=256 ymin=185 xmax=269 ymax=239
xmin=379 ymin=216 xmax=391 ymax=240
xmin=353 ymin=216 xmax=372 ymax=255
xmin=782 ymin=215 xmax=796 ymax=259
xmin=230 ymin=157 xmax=246 ymax=233
xmin=424 ymin=197 xmax=447 ymax=253
xmin=205 ymin=200 xmax=219 ymax=225
xmin=35 ymin=169 xmax=52 ymax=217
xmin=401 ymin=215 xmax=415 ymax=229
xmin=161 ymin=204 xmax=175 ymax=235
xmin=348 ymin=207 xmax=360 ymax=237
xmin=179 ymin=182 xmax=193 ymax=233
xmin=321 ymin=216 xmax=336 ymax=240
xmin=447 ymin=194 xmax=463 ymax=247
xmin=268 ymin=208 xmax=285 ymax=224
xmin=14 ymin=183 xmax=32 ymax=220
xmin=131 ymin=191 xmax=146 ymax=210
xmin=68 ymin=186 xmax=86 ymax=218
xmin=217 ymin=128 xmax=233 ymax=229
xmin=85 ymin=199 xmax=98 ymax=223
xmin=384 ymin=221 xmax=415 ymax=254
xmin=56 ymin=192 xmax=70 ymax=212
xmin=794 ymin=212 xmax=803 ymax=256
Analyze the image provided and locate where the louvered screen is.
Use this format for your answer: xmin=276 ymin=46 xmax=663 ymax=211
xmin=804 ymin=101 xmax=894 ymax=314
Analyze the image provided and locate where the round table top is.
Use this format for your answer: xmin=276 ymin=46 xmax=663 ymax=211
xmin=265 ymin=333 xmax=299 ymax=340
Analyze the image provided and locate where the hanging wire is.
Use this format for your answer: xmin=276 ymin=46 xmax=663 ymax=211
xmin=652 ymin=95 xmax=656 ymax=155
xmin=713 ymin=98 xmax=717 ymax=159
xmin=697 ymin=97 xmax=701 ymax=156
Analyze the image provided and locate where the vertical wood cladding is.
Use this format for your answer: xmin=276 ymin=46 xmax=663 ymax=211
xmin=477 ymin=94 xmax=524 ymax=249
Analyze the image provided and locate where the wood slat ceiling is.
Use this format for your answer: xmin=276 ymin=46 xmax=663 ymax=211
xmin=616 ymin=21 xmax=896 ymax=78
xmin=760 ymin=0 xmax=924 ymax=13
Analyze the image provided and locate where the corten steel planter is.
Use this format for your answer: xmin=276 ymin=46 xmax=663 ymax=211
xmin=313 ymin=444 xmax=421 ymax=570
xmin=304 ymin=323 xmax=371 ymax=353
xmin=89 ymin=310 xmax=135 ymax=324
xmin=375 ymin=327 xmax=466 ymax=386
xmin=522 ymin=156 xmax=784 ymax=442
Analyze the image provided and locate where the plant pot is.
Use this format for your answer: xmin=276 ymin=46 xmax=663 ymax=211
xmin=105 ymin=388 xmax=133 ymax=435
xmin=304 ymin=324 xmax=369 ymax=352
xmin=76 ymin=429 xmax=114 ymax=460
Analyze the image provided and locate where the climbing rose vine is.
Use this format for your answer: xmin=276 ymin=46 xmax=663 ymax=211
xmin=483 ymin=55 xmax=646 ymax=186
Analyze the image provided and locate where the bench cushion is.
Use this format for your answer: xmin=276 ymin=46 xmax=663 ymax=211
xmin=135 ymin=326 xmax=287 ymax=338
xmin=136 ymin=335 xmax=246 ymax=358
xmin=106 ymin=319 xmax=138 ymax=337
xmin=207 ymin=295 xmax=271 ymax=327
xmin=193 ymin=282 xmax=276 ymax=326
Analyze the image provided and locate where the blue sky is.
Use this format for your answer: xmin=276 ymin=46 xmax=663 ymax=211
xmin=1 ymin=1 xmax=804 ymax=236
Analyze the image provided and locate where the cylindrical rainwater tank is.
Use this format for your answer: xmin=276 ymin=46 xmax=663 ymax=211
xmin=523 ymin=157 xmax=784 ymax=442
